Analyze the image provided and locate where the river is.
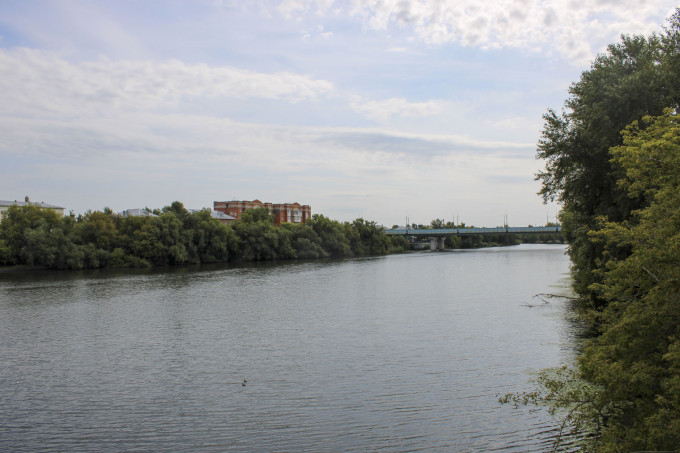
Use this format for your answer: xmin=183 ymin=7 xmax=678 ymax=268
xmin=0 ymin=244 xmax=576 ymax=452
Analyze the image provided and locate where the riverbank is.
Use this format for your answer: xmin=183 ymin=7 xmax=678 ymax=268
xmin=0 ymin=203 xmax=407 ymax=270
xmin=1 ymin=202 xmax=565 ymax=271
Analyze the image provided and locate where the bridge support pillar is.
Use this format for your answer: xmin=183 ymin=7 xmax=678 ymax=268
xmin=429 ymin=237 xmax=446 ymax=251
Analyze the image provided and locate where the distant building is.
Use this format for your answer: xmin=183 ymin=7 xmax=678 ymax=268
xmin=120 ymin=207 xmax=237 ymax=224
xmin=187 ymin=209 xmax=237 ymax=225
xmin=214 ymin=199 xmax=311 ymax=226
xmin=0 ymin=196 xmax=65 ymax=218
xmin=121 ymin=208 xmax=157 ymax=218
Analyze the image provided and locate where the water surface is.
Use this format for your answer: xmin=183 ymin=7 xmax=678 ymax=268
xmin=0 ymin=244 xmax=575 ymax=451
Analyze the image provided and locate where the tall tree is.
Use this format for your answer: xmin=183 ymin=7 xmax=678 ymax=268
xmin=581 ymin=111 xmax=680 ymax=450
xmin=503 ymin=109 xmax=680 ymax=453
xmin=521 ymin=9 xmax=680 ymax=449
xmin=536 ymin=15 xmax=680 ymax=306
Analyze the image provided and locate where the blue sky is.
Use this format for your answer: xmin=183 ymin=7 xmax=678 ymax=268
xmin=1 ymin=0 xmax=677 ymax=227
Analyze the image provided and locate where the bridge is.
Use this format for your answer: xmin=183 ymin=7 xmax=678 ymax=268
xmin=385 ymin=226 xmax=562 ymax=251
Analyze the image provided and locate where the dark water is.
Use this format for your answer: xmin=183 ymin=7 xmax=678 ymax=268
xmin=0 ymin=244 xmax=576 ymax=452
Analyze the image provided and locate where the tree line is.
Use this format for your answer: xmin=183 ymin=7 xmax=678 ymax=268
xmin=0 ymin=200 xmax=565 ymax=271
xmin=0 ymin=202 xmax=407 ymax=269
xmin=502 ymin=8 xmax=680 ymax=452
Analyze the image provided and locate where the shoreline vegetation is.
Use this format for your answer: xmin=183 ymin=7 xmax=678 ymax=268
xmin=502 ymin=7 xmax=680 ymax=452
xmin=0 ymin=202 xmax=561 ymax=271
xmin=0 ymin=203 xmax=401 ymax=270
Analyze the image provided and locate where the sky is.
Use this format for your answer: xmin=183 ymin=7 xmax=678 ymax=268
xmin=1 ymin=0 xmax=677 ymax=227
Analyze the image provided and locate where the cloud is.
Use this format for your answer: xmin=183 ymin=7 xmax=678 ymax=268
xmin=275 ymin=0 xmax=336 ymax=18
xmin=0 ymin=0 xmax=579 ymax=225
xmin=350 ymin=97 xmax=445 ymax=122
xmin=316 ymin=131 xmax=455 ymax=157
xmin=213 ymin=1 xmax=674 ymax=64
xmin=312 ymin=126 xmax=534 ymax=163
xmin=0 ymin=102 xmax=546 ymax=224
xmin=0 ymin=105 xmax=531 ymax=165
xmin=0 ymin=48 xmax=334 ymax=117
xmin=301 ymin=24 xmax=334 ymax=39
xmin=307 ymin=0 xmax=676 ymax=65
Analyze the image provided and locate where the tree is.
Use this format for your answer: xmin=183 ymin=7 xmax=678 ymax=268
xmin=306 ymin=214 xmax=351 ymax=257
xmin=0 ymin=202 xmax=401 ymax=268
xmin=162 ymin=200 xmax=189 ymax=219
xmin=0 ymin=205 xmax=64 ymax=265
xmin=240 ymin=207 xmax=274 ymax=224
xmin=662 ymin=8 xmax=680 ymax=105
xmin=502 ymin=110 xmax=680 ymax=452
xmin=511 ymin=9 xmax=680 ymax=450
xmin=345 ymin=218 xmax=390 ymax=255
xmin=230 ymin=213 xmax=280 ymax=261
xmin=74 ymin=210 xmax=117 ymax=250
xmin=579 ymin=111 xmax=680 ymax=450
xmin=190 ymin=209 xmax=232 ymax=263
xmin=283 ymin=223 xmax=328 ymax=259
xmin=536 ymin=23 xmax=679 ymax=307
xmin=430 ymin=218 xmax=445 ymax=229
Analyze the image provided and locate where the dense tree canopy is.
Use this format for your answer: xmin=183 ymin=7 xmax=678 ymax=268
xmin=516 ymin=8 xmax=680 ymax=451
xmin=582 ymin=111 xmax=680 ymax=449
xmin=0 ymin=204 xmax=407 ymax=269
xmin=536 ymin=20 xmax=680 ymax=304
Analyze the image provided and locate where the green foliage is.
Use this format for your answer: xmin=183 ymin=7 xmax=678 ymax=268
xmin=500 ymin=366 xmax=604 ymax=452
xmin=535 ymin=20 xmax=680 ymax=308
xmin=240 ymin=207 xmax=274 ymax=224
xmin=231 ymin=216 xmax=284 ymax=261
xmin=515 ymin=9 xmax=680 ymax=451
xmin=282 ymin=223 xmax=327 ymax=259
xmin=345 ymin=218 xmax=391 ymax=256
xmin=0 ymin=203 xmax=404 ymax=269
xmin=192 ymin=210 xmax=233 ymax=263
xmin=578 ymin=111 xmax=680 ymax=450
xmin=0 ymin=205 xmax=63 ymax=265
xmin=430 ymin=218 xmax=446 ymax=229
xmin=387 ymin=234 xmax=409 ymax=253
xmin=511 ymin=111 xmax=680 ymax=451
xmin=306 ymin=214 xmax=352 ymax=257
xmin=74 ymin=210 xmax=117 ymax=249
xmin=0 ymin=238 xmax=10 ymax=263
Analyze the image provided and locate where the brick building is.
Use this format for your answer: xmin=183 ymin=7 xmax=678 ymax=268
xmin=214 ymin=199 xmax=311 ymax=226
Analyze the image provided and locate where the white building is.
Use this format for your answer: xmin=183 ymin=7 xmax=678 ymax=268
xmin=0 ymin=196 xmax=65 ymax=219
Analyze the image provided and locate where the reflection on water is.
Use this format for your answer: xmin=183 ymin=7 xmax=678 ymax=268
xmin=0 ymin=244 xmax=575 ymax=452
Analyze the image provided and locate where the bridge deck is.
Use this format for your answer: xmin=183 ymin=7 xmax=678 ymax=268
xmin=385 ymin=226 xmax=561 ymax=237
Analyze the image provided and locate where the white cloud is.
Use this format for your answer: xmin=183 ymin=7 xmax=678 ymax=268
xmin=0 ymin=48 xmax=334 ymax=117
xmin=350 ymin=97 xmax=445 ymax=122
xmin=215 ymin=1 xmax=674 ymax=64
xmin=317 ymin=0 xmax=676 ymax=64
xmin=301 ymin=24 xmax=334 ymax=39
xmin=0 ymin=0 xmax=598 ymax=225
xmin=276 ymin=0 xmax=336 ymax=18
xmin=0 ymin=107 xmax=528 ymax=164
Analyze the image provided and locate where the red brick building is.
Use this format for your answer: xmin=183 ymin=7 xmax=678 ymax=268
xmin=214 ymin=200 xmax=311 ymax=226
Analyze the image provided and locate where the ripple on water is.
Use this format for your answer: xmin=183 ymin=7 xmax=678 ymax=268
xmin=0 ymin=245 xmax=577 ymax=452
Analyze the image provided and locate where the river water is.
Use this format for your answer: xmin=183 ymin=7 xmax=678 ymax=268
xmin=0 ymin=244 xmax=576 ymax=452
